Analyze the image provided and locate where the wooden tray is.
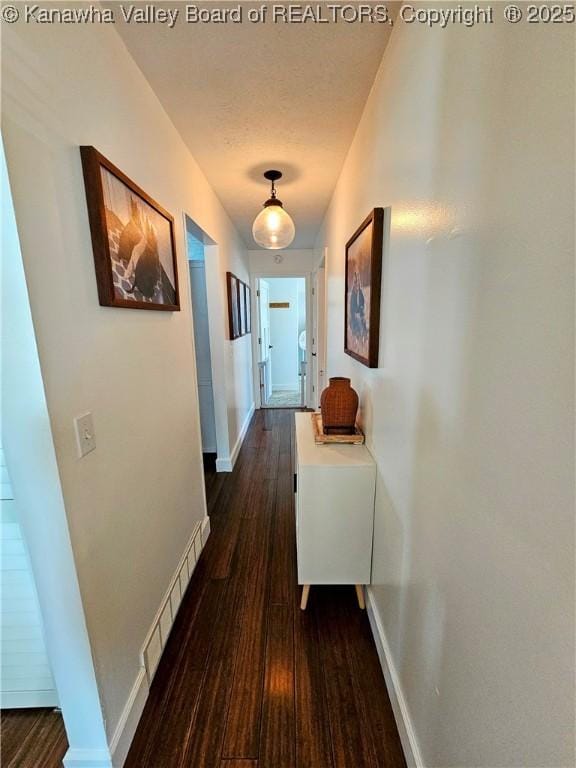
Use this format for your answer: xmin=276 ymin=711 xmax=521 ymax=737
xmin=311 ymin=412 xmax=365 ymax=445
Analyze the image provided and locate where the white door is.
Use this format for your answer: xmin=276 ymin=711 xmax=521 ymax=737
xmin=0 ymin=447 xmax=58 ymax=708
xmin=313 ymin=266 xmax=327 ymax=408
xmin=258 ymin=279 xmax=272 ymax=404
xmin=311 ymin=272 xmax=318 ymax=407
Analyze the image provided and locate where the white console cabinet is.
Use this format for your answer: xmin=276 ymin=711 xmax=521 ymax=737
xmin=294 ymin=412 xmax=376 ymax=610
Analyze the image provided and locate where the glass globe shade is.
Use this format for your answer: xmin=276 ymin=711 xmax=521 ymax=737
xmin=252 ymin=203 xmax=295 ymax=249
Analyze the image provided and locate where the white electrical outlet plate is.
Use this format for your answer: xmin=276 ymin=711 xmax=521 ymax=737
xmin=74 ymin=412 xmax=96 ymax=458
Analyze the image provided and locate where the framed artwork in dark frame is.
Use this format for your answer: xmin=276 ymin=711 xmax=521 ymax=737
xmin=344 ymin=207 xmax=385 ymax=368
xmin=227 ymin=274 xmax=252 ymax=340
xmin=227 ymin=272 xmax=241 ymax=339
xmin=244 ymin=283 xmax=251 ymax=334
xmin=80 ymin=146 xmax=180 ymax=311
xmin=239 ymin=279 xmax=246 ymax=336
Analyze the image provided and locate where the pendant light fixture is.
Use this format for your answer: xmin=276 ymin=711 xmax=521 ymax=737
xmin=252 ymin=170 xmax=295 ymax=249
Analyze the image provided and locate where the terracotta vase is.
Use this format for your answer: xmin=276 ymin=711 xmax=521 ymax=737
xmin=320 ymin=377 xmax=359 ymax=434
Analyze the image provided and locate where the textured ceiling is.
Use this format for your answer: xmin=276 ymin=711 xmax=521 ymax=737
xmin=111 ymin=3 xmax=396 ymax=248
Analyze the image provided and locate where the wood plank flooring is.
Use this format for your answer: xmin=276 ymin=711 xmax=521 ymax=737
xmin=127 ymin=408 xmax=406 ymax=768
xmin=0 ymin=708 xmax=67 ymax=768
xmin=1 ymin=409 xmax=406 ymax=768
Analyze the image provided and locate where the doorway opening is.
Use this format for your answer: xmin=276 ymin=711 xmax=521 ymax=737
xmin=185 ymin=221 xmax=218 ymax=474
xmin=257 ymin=276 xmax=307 ymax=408
xmin=0 ymin=444 xmax=59 ymax=710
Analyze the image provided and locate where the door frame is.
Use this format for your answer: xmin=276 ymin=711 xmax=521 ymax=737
xmin=183 ymin=214 xmax=231 ymax=471
xmin=251 ymin=271 xmax=313 ymax=409
xmin=257 ymin=278 xmax=272 ymax=404
xmin=311 ymin=263 xmax=326 ymax=409
xmin=188 ymin=259 xmax=217 ymax=454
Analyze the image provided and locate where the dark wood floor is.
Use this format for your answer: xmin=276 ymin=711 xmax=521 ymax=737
xmin=1 ymin=409 xmax=406 ymax=768
xmin=126 ymin=408 xmax=405 ymax=768
xmin=0 ymin=708 xmax=67 ymax=768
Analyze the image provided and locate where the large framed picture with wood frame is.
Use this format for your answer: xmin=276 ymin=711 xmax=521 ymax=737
xmin=80 ymin=146 xmax=180 ymax=310
xmin=344 ymin=207 xmax=384 ymax=368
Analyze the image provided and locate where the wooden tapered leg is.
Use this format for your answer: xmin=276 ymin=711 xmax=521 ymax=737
xmin=355 ymin=584 xmax=365 ymax=610
xmin=300 ymin=584 xmax=310 ymax=611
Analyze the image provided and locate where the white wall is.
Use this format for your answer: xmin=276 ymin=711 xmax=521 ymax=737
xmin=1 ymin=143 xmax=109 ymax=762
xmin=316 ymin=17 xmax=574 ymax=768
xmin=249 ymin=248 xmax=321 ymax=276
xmin=2 ymin=18 xmax=252 ymax=760
xmin=297 ymin=280 xmax=306 ymax=337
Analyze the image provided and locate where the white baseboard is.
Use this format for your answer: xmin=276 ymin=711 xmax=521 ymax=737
xmin=63 ymin=749 xmax=112 ymax=768
xmin=366 ymin=587 xmax=424 ymax=768
xmin=201 ymin=514 xmax=211 ymax=544
xmin=1 ymin=689 xmax=59 ymax=708
xmin=109 ymin=669 xmax=147 ymax=767
xmin=108 ymin=517 xmax=210 ymax=767
xmin=216 ymin=403 xmax=254 ymax=473
xmin=272 ymin=384 xmax=299 ymax=391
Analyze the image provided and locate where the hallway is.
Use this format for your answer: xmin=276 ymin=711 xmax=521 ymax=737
xmin=125 ymin=409 xmax=405 ymax=768
xmin=2 ymin=8 xmax=573 ymax=766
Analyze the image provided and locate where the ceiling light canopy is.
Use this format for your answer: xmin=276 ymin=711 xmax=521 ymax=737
xmin=252 ymin=170 xmax=295 ymax=249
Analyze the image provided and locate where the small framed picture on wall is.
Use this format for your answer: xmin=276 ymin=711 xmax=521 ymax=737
xmin=227 ymin=274 xmax=251 ymax=340
xmin=227 ymin=272 xmax=241 ymax=339
xmin=244 ymin=283 xmax=251 ymax=334
xmin=344 ymin=207 xmax=385 ymax=368
xmin=238 ymin=280 xmax=246 ymax=336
